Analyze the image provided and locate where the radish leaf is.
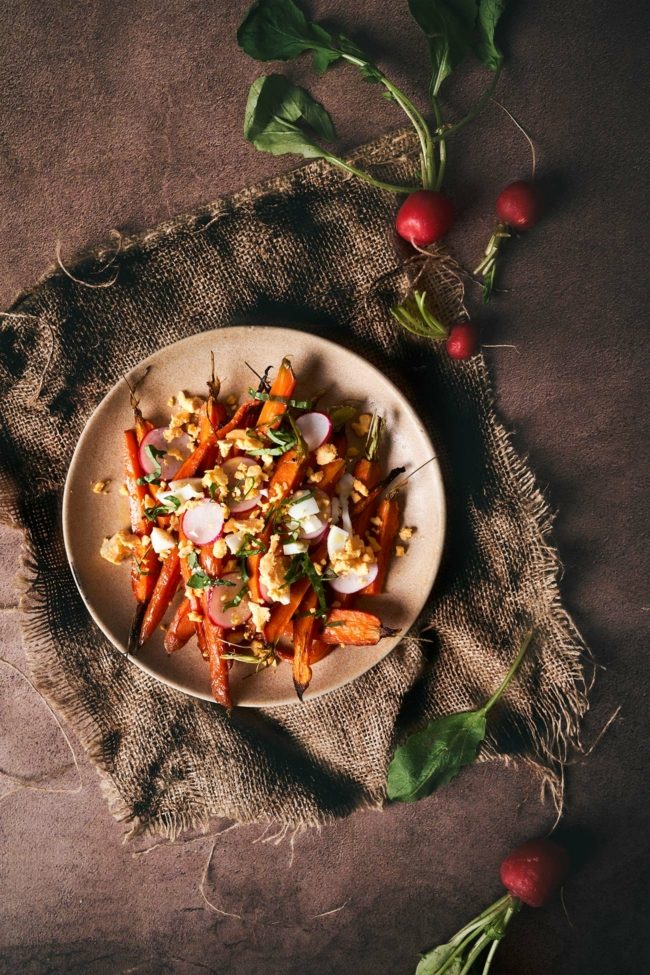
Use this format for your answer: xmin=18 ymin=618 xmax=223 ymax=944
xmin=474 ymin=0 xmax=506 ymax=70
xmin=416 ymin=943 xmax=463 ymax=975
xmin=237 ymin=0 xmax=341 ymax=74
xmin=244 ymin=75 xmax=335 ymax=159
xmin=408 ymin=0 xmax=478 ymax=96
xmin=387 ymin=709 xmax=487 ymax=802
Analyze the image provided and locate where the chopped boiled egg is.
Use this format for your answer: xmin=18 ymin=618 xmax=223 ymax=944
xmin=150 ymin=526 xmax=177 ymax=555
xmin=288 ymin=494 xmax=320 ymax=520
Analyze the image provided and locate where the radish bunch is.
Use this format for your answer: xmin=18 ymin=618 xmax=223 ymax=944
xmin=416 ymin=837 xmax=571 ymax=974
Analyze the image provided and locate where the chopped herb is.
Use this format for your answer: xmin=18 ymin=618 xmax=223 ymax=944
xmin=144 ymin=494 xmax=181 ymax=522
xmin=248 ymin=387 xmax=313 ymax=410
xmin=185 ymin=551 xmax=235 ymax=590
xmin=136 ymin=445 xmax=166 ymax=485
xmin=224 ymin=581 xmax=249 ymax=610
xmin=329 ymin=404 xmax=357 ymax=431
xmin=324 ymin=619 xmax=345 ymax=628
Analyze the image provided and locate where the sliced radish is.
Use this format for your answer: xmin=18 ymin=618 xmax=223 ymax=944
xmin=328 ymin=562 xmax=379 ymax=594
xmin=139 ymin=427 xmax=190 ymax=481
xmin=181 ymin=500 xmax=225 ymax=545
xmin=207 ymin=573 xmax=251 ymax=630
xmin=337 ymin=473 xmax=354 ymax=534
xmin=221 ymin=456 xmax=262 ymax=513
xmin=296 ymin=412 xmax=332 ymax=452
xmin=327 ymin=525 xmax=350 ymax=561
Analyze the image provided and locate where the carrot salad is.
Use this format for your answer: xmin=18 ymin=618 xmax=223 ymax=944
xmin=100 ymin=358 xmax=409 ymax=707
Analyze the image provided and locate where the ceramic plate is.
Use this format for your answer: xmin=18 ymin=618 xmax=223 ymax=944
xmin=63 ymin=326 xmax=445 ymax=707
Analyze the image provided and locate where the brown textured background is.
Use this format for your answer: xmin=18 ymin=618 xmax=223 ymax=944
xmin=0 ymin=1 xmax=647 ymax=973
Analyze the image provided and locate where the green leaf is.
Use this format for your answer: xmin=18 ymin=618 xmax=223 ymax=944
xmin=474 ymin=0 xmax=506 ymax=70
xmin=386 ymin=709 xmax=486 ymax=802
xmin=244 ymin=74 xmax=336 ymax=160
xmin=408 ymin=0 xmax=478 ymax=96
xmin=237 ymin=0 xmax=341 ymax=74
xmin=416 ymin=943 xmax=463 ymax=975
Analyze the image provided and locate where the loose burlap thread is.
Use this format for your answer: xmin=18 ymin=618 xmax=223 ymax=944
xmin=0 ymin=131 xmax=590 ymax=838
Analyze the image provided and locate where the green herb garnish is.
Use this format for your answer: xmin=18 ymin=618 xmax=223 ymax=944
xmin=185 ymin=551 xmax=236 ymax=591
xmin=136 ymin=444 xmax=166 ymax=485
xmin=248 ymin=387 xmax=312 ymax=410
xmin=144 ymin=494 xmax=181 ymax=522
xmin=387 ymin=630 xmax=534 ymax=802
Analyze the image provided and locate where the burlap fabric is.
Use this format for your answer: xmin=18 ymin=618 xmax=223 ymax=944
xmin=0 ymin=131 xmax=589 ymax=838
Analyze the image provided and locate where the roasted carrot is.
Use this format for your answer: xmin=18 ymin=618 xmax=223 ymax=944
xmin=292 ymin=590 xmax=318 ymax=699
xmin=174 ymin=400 xmax=260 ymax=480
xmin=124 ymin=429 xmax=150 ymax=536
xmin=351 ymin=465 xmax=405 ymax=520
xmin=318 ymin=457 xmax=346 ymax=494
xmin=138 ymin=549 xmax=181 ymax=646
xmin=275 ymin=623 xmax=333 ymax=665
xmin=124 ymin=427 xmax=161 ymax=613
xmin=263 ymin=538 xmax=328 ymax=644
xmin=256 ymin=358 xmax=296 ymax=430
xmin=247 ymin=448 xmax=309 ymax=602
xmin=320 ymin=608 xmax=397 ymax=646
xmin=201 ymin=598 xmax=232 ymax=708
xmin=131 ymin=546 xmax=159 ymax=604
xmin=164 ymin=597 xmax=195 ymax=654
xmin=362 ymin=497 xmax=400 ymax=595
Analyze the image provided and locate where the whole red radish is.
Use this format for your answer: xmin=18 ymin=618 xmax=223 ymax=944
xmin=496 ymin=179 xmax=542 ymax=230
xmin=395 ymin=190 xmax=455 ymax=247
xmin=500 ymin=836 xmax=571 ymax=907
xmin=414 ymin=835 xmax=571 ymax=973
xmin=446 ymin=321 xmax=479 ymax=360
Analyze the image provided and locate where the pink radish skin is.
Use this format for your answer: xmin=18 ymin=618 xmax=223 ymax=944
xmin=221 ymin=456 xmax=262 ymax=513
xmin=139 ymin=427 xmax=189 ymax=481
xmin=296 ymin=412 xmax=332 ymax=452
xmin=181 ymin=500 xmax=225 ymax=545
xmin=328 ymin=562 xmax=379 ymax=595
xmin=207 ymin=573 xmax=251 ymax=629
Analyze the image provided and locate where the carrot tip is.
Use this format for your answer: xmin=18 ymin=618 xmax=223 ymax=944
xmin=293 ymin=679 xmax=309 ymax=702
xmin=128 ymin=603 xmax=146 ymax=655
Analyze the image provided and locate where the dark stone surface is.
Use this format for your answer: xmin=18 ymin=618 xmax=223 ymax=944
xmin=1 ymin=1 xmax=647 ymax=973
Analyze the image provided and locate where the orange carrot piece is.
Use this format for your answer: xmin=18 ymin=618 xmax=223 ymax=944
xmin=362 ymin=498 xmax=400 ymax=595
xmin=131 ymin=546 xmax=159 ymax=604
xmin=263 ymin=538 xmax=328 ymax=644
xmin=352 ymin=457 xmax=383 ymax=537
xmin=124 ymin=428 xmax=150 ymax=535
xmin=320 ymin=608 xmax=394 ymax=646
xmin=164 ymin=597 xmax=195 ymax=654
xmin=174 ymin=400 xmax=261 ymax=480
xmin=318 ymin=457 xmax=346 ymax=494
xmin=138 ymin=549 xmax=181 ymax=646
xmin=256 ymin=358 xmax=296 ymax=430
xmin=292 ymin=589 xmax=317 ymax=699
xmin=201 ymin=597 xmax=232 ymax=708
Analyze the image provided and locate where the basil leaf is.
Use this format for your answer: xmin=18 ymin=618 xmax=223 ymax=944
xmin=473 ymin=0 xmax=506 ymax=70
xmin=416 ymin=943 xmax=463 ymax=975
xmin=386 ymin=709 xmax=486 ymax=802
xmin=237 ymin=0 xmax=341 ymax=74
xmin=244 ymin=74 xmax=336 ymax=160
xmin=408 ymin=0 xmax=477 ymax=96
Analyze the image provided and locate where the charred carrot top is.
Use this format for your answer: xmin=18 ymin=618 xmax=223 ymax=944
xmin=164 ymin=597 xmax=195 ymax=654
xmin=138 ymin=548 xmax=181 ymax=646
xmin=292 ymin=589 xmax=318 ymax=699
xmin=363 ymin=497 xmax=400 ymax=596
xmin=256 ymin=358 xmax=296 ymax=430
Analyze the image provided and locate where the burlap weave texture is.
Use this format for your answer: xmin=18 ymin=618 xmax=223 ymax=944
xmin=0 ymin=131 xmax=589 ymax=837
